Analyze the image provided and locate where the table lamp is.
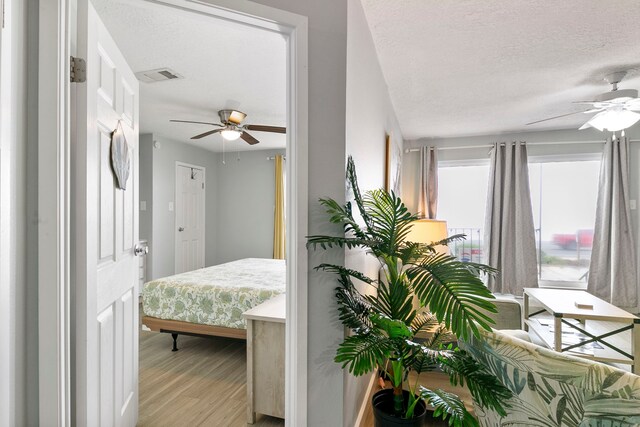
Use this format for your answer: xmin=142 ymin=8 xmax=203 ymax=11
xmin=407 ymin=219 xmax=449 ymax=255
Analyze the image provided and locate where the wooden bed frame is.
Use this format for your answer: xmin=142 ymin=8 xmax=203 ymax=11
xmin=142 ymin=315 xmax=246 ymax=351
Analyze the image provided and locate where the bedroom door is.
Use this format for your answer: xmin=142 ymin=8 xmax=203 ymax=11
xmin=175 ymin=164 xmax=206 ymax=274
xmin=74 ymin=2 xmax=140 ymax=426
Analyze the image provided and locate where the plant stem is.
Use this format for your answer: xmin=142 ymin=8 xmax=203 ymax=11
xmin=390 ymin=358 xmax=404 ymax=415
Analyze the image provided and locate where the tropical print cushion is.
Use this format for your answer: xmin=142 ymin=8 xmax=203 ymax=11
xmin=142 ymin=258 xmax=285 ymax=329
xmin=464 ymin=329 xmax=640 ymax=426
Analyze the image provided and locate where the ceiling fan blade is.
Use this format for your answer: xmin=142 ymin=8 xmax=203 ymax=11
xmin=171 ymin=119 xmax=222 ymax=126
xmin=525 ymin=110 xmax=598 ymax=126
xmin=244 ymin=124 xmax=286 ymax=134
xmin=191 ymin=128 xmax=224 ymax=140
xmin=240 ymin=131 xmax=260 ymax=145
xmin=578 ymin=121 xmax=592 ymax=130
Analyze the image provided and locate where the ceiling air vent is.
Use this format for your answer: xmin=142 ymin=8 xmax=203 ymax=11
xmin=135 ymin=68 xmax=184 ymax=83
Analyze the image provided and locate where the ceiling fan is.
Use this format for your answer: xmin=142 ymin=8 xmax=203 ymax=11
xmin=526 ymin=71 xmax=640 ymax=132
xmin=171 ymin=109 xmax=286 ymax=145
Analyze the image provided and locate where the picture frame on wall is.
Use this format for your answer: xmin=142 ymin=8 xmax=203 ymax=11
xmin=385 ymin=134 xmax=402 ymax=195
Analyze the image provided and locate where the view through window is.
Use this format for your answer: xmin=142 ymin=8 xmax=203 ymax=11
xmin=438 ymin=157 xmax=601 ymax=285
xmin=529 ymin=160 xmax=600 ymax=284
xmin=438 ymin=164 xmax=490 ymax=264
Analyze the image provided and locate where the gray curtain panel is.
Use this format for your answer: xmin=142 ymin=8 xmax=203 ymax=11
xmin=588 ymin=136 xmax=638 ymax=307
xmin=484 ymin=142 xmax=538 ymax=295
xmin=418 ymin=146 xmax=438 ymax=219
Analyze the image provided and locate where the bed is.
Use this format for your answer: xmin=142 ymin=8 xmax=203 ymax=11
xmin=141 ymin=258 xmax=285 ymax=350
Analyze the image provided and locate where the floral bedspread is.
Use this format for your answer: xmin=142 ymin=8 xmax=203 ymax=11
xmin=142 ymin=258 xmax=285 ymax=329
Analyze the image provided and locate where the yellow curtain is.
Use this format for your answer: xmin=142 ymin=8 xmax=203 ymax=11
xmin=273 ymin=155 xmax=286 ymax=259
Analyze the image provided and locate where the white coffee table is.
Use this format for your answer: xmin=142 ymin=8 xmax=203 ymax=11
xmin=523 ymin=288 xmax=640 ymax=373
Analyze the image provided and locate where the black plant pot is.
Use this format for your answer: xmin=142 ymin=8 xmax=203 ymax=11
xmin=372 ymin=389 xmax=447 ymax=427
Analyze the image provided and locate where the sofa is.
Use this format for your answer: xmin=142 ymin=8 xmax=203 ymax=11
xmin=464 ymin=329 xmax=640 ymax=426
xmin=482 ymin=295 xmax=523 ymax=330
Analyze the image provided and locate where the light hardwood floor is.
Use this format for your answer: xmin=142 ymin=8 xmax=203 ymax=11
xmin=140 ymin=320 xmax=472 ymax=427
xmin=139 ymin=327 xmax=284 ymax=427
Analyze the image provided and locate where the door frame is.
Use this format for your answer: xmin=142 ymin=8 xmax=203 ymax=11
xmin=38 ymin=0 xmax=309 ymax=425
xmin=174 ymin=161 xmax=206 ymax=274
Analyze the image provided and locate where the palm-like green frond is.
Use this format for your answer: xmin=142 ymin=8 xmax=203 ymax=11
xmin=439 ymin=350 xmax=512 ymax=417
xmin=318 ymin=198 xmax=369 ymax=240
xmin=425 ymin=327 xmax=457 ymax=348
xmin=346 ymin=156 xmax=372 ymax=230
xmin=406 ymin=344 xmax=450 ymax=374
xmin=306 ymin=235 xmax=376 ymax=250
xmin=364 ymin=189 xmax=417 ymax=256
xmin=335 ymin=333 xmax=392 ymax=376
xmin=397 ymin=241 xmax=428 ymax=265
xmin=406 ymin=253 xmax=496 ymax=340
xmin=314 ymin=264 xmax=377 ymax=287
xmin=410 ymin=312 xmax=440 ymax=334
xmin=461 ymin=261 xmax=499 ymax=277
xmin=375 ymin=273 xmax=416 ymax=324
xmin=419 ymin=387 xmax=478 ymax=427
xmin=335 ymin=286 xmax=372 ymax=332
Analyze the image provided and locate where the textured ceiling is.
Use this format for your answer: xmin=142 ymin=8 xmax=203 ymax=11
xmin=361 ymin=0 xmax=640 ymax=139
xmin=92 ymin=0 xmax=286 ymax=152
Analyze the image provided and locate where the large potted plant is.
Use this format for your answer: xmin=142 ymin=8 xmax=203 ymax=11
xmin=307 ymin=157 xmax=511 ymax=426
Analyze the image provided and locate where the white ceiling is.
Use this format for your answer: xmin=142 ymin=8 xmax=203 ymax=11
xmin=361 ymin=0 xmax=640 ymax=139
xmin=92 ymin=0 xmax=286 ymax=152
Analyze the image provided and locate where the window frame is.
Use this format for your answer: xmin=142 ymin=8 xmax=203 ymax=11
xmin=528 ymin=152 xmax=601 ymax=289
xmin=437 ymin=149 xmax=603 ymax=290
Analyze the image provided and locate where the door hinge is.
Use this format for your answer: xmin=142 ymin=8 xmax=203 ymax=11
xmin=70 ymin=56 xmax=87 ymax=83
xmin=202 ymin=183 xmax=205 ymax=189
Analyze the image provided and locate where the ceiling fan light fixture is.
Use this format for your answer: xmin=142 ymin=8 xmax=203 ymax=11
xmin=586 ymin=109 xmax=640 ymax=132
xmin=220 ymin=128 xmax=242 ymax=141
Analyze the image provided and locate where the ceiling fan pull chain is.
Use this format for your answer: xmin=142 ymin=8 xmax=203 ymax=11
xmin=222 ymin=139 xmax=226 ymax=165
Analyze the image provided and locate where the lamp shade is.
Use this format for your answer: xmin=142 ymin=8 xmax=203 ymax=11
xmin=221 ymin=129 xmax=242 ymax=140
xmin=586 ymin=109 xmax=640 ymax=132
xmin=407 ymin=219 xmax=448 ymax=254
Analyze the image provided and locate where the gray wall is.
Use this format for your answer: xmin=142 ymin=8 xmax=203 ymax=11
xmin=25 ymin=1 xmax=40 ymax=424
xmin=1 ymin=0 xmax=37 ymax=425
xmin=244 ymin=0 xmax=349 ymax=425
xmin=139 ymin=134 xmax=154 ymax=279
xmin=215 ymin=149 xmax=285 ymax=264
xmin=402 ymin=127 xmax=640 ymax=310
xmin=343 ymin=0 xmax=404 ymax=425
xmin=139 ymin=135 xmax=284 ymax=278
xmin=148 ymin=136 xmax=219 ymax=279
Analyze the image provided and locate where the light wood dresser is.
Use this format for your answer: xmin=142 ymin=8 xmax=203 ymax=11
xmin=243 ymin=293 xmax=285 ymax=423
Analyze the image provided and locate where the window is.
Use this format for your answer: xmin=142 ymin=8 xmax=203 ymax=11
xmin=528 ymin=159 xmax=600 ymax=285
xmin=437 ymin=155 xmax=601 ymax=287
xmin=438 ymin=163 xmax=490 ymax=263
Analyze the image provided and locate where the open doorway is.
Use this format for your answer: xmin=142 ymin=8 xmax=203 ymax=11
xmin=91 ymin=0 xmax=287 ymax=424
xmin=51 ymin=0 xmax=308 ymax=425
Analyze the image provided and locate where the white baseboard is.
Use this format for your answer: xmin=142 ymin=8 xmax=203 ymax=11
xmin=355 ymin=373 xmax=377 ymax=427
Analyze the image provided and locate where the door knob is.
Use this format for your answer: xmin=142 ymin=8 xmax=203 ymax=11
xmin=178 ymin=227 xmax=185 ymax=232
xmin=134 ymin=244 xmax=149 ymax=256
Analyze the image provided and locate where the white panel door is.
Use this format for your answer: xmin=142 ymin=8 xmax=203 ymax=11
xmin=75 ymin=2 xmax=139 ymax=426
xmin=175 ymin=164 xmax=205 ymax=273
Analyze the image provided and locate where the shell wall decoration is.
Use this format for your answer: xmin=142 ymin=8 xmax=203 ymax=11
xmin=111 ymin=120 xmax=131 ymax=190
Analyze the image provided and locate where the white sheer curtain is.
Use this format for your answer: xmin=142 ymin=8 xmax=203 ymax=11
xmin=418 ymin=146 xmax=438 ymax=219
xmin=484 ymin=142 xmax=538 ymax=295
xmin=588 ymin=136 xmax=637 ymax=307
